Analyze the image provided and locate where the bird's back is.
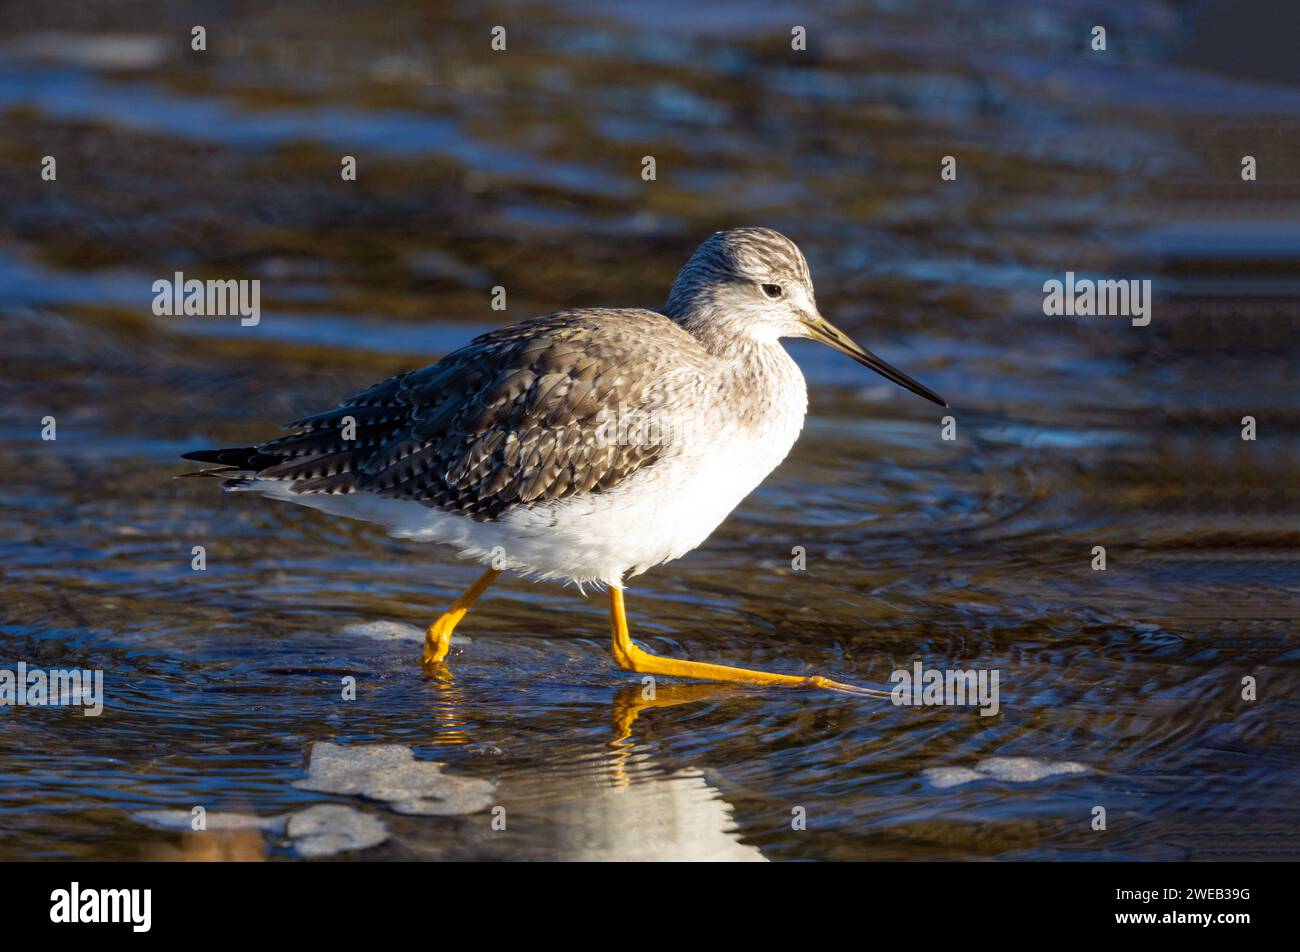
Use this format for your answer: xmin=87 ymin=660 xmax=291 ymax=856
xmin=184 ymin=308 xmax=721 ymax=522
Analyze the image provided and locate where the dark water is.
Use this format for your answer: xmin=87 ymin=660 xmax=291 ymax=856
xmin=2 ymin=1 xmax=1298 ymax=860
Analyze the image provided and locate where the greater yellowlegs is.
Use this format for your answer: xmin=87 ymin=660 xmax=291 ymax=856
xmin=183 ymin=228 xmax=946 ymax=694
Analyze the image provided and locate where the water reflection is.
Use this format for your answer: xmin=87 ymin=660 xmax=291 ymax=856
xmin=609 ymin=682 xmax=744 ymax=784
xmin=0 ymin=0 xmax=1297 ymax=861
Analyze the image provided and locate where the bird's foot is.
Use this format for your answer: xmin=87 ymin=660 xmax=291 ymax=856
xmin=613 ymin=641 xmax=889 ymax=697
xmin=421 ymin=612 xmax=459 ymax=670
xmin=419 ymin=568 xmax=501 ymax=675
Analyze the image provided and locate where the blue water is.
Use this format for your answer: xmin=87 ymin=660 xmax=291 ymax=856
xmin=0 ymin=0 xmax=1296 ymax=861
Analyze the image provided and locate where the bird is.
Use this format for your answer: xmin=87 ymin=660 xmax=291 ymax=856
xmin=182 ymin=227 xmax=946 ymax=695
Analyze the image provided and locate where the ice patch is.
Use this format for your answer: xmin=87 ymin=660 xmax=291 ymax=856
xmin=18 ymin=32 xmax=171 ymax=70
xmin=286 ymin=804 xmax=389 ymax=857
xmin=131 ymin=810 xmax=285 ymax=833
xmin=924 ymin=757 xmax=1090 ymax=789
xmin=922 ymin=767 xmax=985 ymax=789
xmin=340 ymin=620 xmax=469 ymax=647
xmin=293 ymin=742 xmax=497 ymax=816
xmin=131 ymin=804 xmax=388 ymax=857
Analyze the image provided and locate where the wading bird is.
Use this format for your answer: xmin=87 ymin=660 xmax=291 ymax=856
xmin=183 ymin=228 xmax=946 ymax=694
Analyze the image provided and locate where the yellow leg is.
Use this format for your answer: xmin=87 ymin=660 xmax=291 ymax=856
xmin=607 ymin=587 xmax=889 ymax=698
xmin=422 ymin=569 xmax=500 ymax=671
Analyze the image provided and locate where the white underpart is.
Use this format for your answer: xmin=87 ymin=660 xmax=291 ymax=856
xmin=240 ymin=345 xmax=809 ymax=589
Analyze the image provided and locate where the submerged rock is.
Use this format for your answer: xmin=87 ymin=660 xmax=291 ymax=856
xmin=294 ymin=742 xmax=496 ymax=816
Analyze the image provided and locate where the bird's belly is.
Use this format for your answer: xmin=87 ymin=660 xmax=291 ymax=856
xmin=495 ymin=414 xmax=803 ymax=586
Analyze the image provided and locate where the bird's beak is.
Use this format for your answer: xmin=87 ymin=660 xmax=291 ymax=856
xmin=801 ymin=314 xmax=947 ymax=407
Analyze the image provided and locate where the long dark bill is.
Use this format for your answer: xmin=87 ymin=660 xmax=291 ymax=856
xmin=803 ymin=315 xmax=947 ymax=407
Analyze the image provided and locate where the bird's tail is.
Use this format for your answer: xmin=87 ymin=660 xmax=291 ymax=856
xmin=177 ymin=446 xmax=266 ymax=479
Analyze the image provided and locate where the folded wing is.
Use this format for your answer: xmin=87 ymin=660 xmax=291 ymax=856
xmin=181 ymin=309 xmax=708 ymax=522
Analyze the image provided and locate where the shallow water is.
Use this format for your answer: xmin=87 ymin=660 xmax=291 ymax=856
xmin=1 ymin=1 xmax=1298 ymax=861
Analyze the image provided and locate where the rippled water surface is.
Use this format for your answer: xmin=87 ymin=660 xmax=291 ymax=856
xmin=2 ymin=1 xmax=1298 ymax=860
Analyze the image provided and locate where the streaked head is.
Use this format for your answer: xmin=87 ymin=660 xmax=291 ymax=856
xmin=665 ymin=227 xmax=947 ymax=407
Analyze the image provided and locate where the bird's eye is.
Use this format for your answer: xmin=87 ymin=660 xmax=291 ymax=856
xmin=761 ymin=283 xmax=783 ymax=299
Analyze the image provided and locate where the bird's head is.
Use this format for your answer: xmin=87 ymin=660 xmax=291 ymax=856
xmin=665 ymin=227 xmax=946 ymax=407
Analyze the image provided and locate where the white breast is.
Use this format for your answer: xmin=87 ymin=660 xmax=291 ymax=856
xmin=490 ymin=343 xmax=809 ymax=586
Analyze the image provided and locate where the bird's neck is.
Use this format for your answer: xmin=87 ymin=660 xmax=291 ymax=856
xmin=725 ymin=340 xmax=808 ymax=444
xmin=665 ymin=299 xmax=771 ymax=359
xmin=666 ymin=307 xmax=808 ymax=431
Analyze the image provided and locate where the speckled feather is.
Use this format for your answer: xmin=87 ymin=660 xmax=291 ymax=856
xmin=182 ymin=228 xmax=845 ymax=585
xmin=184 ymin=308 xmax=718 ymax=522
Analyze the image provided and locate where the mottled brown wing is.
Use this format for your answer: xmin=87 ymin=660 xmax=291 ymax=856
xmin=216 ymin=309 xmax=707 ymax=521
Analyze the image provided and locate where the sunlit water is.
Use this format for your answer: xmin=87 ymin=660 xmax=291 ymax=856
xmin=1 ymin=1 xmax=1298 ymax=860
